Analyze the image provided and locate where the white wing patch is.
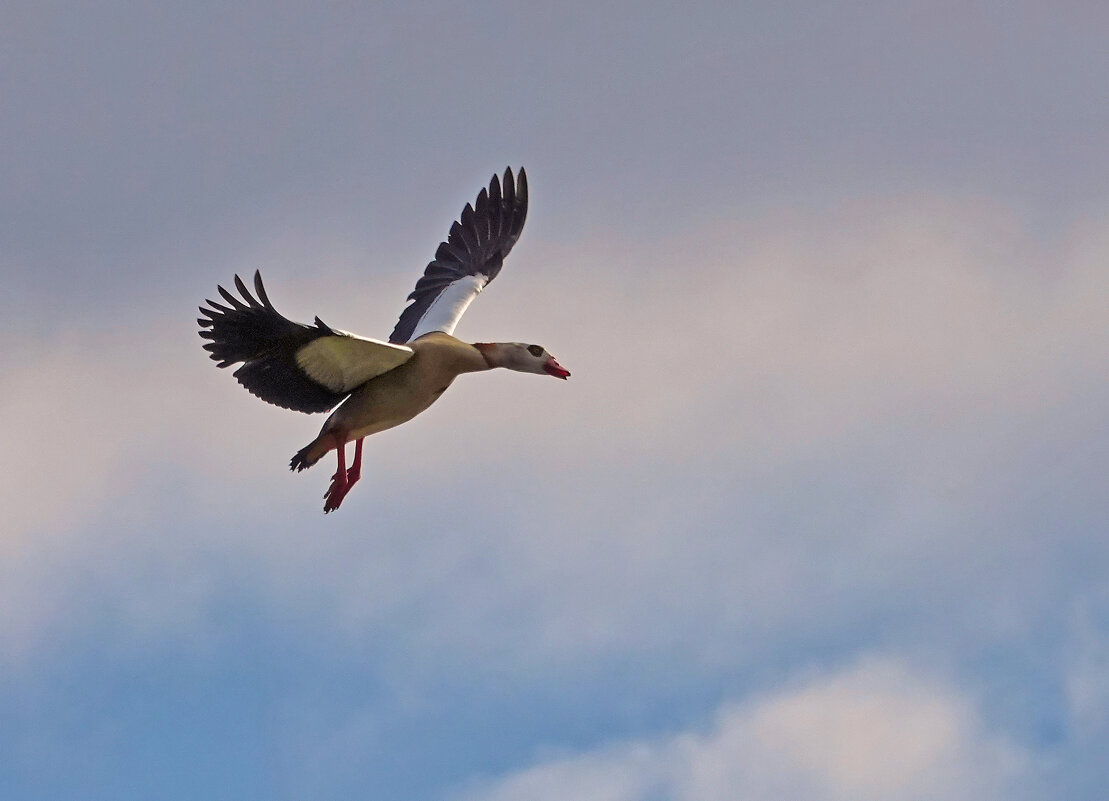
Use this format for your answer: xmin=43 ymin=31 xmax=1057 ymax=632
xmin=408 ymin=274 xmax=488 ymax=341
xmin=294 ymin=334 xmax=413 ymax=392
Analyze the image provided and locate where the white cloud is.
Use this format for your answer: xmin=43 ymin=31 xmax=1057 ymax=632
xmin=456 ymin=657 xmax=1030 ymax=801
xmin=1064 ymin=586 xmax=1109 ymax=736
xmin=0 ymin=196 xmax=1105 ymax=675
xmin=389 ymin=197 xmax=1109 ymax=670
xmin=0 ymin=327 xmax=298 ymax=662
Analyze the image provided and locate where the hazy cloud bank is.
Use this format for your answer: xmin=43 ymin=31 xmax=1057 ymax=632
xmin=457 ymin=657 xmax=1031 ymax=801
xmin=1 ymin=197 xmax=1105 ymax=675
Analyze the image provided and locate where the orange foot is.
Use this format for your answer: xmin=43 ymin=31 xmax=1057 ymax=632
xmin=323 ymin=438 xmax=364 ymax=513
xmin=322 ymin=433 xmax=353 ymax=514
xmin=323 ymin=470 xmax=351 ymax=513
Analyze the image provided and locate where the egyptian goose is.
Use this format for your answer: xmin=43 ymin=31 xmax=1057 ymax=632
xmin=198 ymin=167 xmax=569 ymax=513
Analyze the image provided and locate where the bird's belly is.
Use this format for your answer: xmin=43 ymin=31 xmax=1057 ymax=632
xmin=326 ymin=376 xmax=451 ymax=440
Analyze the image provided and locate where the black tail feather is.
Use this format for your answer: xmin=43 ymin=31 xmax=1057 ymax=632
xmin=290 ymin=436 xmax=329 ymax=472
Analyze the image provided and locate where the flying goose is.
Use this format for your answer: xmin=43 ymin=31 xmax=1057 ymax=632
xmin=198 ymin=167 xmax=569 ymax=513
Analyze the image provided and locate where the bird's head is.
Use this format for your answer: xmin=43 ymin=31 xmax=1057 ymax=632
xmin=482 ymin=342 xmax=570 ymax=379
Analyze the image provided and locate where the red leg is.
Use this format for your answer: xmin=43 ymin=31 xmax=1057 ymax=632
xmin=346 ymin=438 xmax=364 ymax=488
xmin=323 ymin=434 xmax=349 ymax=513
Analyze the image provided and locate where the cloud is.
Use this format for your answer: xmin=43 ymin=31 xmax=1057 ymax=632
xmin=456 ymin=657 xmax=1030 ymax=801
xmin=1064 ymin=586 xmax=1109 ymax=735
xmin=397 ymin=195 xmax=1108 ymax=667
xmin=0 ymin=195 xmax=1105 ymax=677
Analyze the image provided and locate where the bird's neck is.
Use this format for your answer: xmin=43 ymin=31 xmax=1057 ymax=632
xmin=472 ymin=342 xmax=507 ymax=370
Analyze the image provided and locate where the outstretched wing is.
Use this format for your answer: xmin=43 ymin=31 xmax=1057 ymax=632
xmin=199 ymin=271 xmax=413 ymax=413
xmin=390 ymin=167 xmax=529 ymax=344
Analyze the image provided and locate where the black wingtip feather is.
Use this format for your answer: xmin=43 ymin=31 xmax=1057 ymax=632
xmin=217 ymin=284 xmax=248 ymax=310
xmin=457 ymin=204 xmax=478 ymax=251
xmin=233 ymin=274 xmax=260 ymax=308
xmin=253 ymin=271 xmax=276 ymax=310
xmin=488 ymin=175 xmax=504 ymax=239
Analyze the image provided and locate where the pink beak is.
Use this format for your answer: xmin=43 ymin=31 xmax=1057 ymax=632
xmin=543 ymin=357 xmax=570 ymax=379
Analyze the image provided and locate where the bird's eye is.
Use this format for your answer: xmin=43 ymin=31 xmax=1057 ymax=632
xmin=527 ymin=345 xmax=544 ymax=357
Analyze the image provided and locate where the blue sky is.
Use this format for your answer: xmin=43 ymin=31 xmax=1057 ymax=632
xmin=2 ymin=2 xmax=1107 ymax=799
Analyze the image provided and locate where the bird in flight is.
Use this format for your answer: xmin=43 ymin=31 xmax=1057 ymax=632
xmin=198 ymin=167 xmax=569 ymax=513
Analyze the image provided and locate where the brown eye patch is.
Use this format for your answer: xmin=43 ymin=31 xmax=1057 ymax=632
xmin=527 ymin=345 xmax=544 ymax=357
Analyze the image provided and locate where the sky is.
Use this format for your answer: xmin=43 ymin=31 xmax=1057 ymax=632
xmin=1 ymin=1 xmax=1107 ymax=799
